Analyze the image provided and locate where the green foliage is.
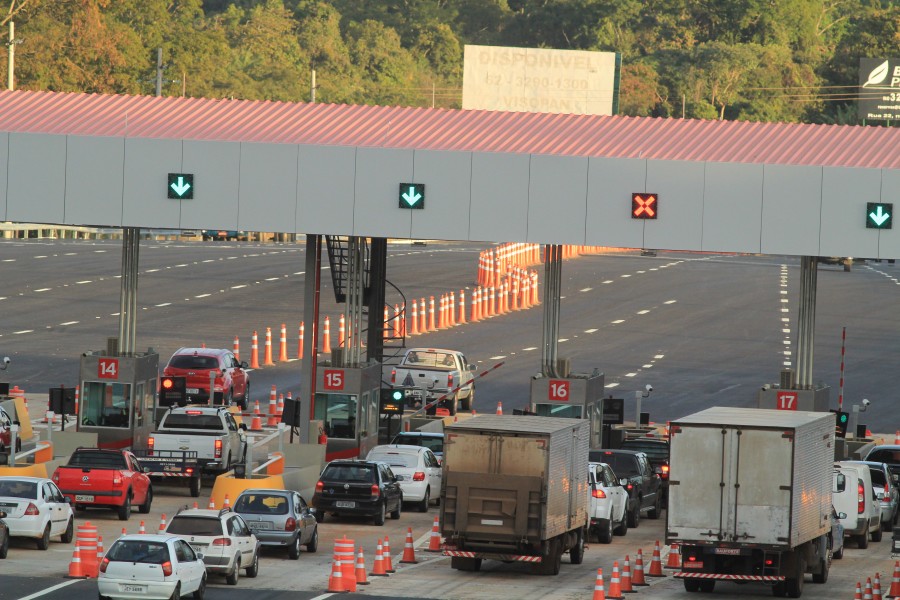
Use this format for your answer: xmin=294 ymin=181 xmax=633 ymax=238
xmin=3 ymin=0 xmax=897 ymax=123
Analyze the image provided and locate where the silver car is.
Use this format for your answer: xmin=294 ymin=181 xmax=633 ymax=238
xmin=848 ymin=460 xmax=899 ymax=530
xmin=234 ymin=489 xmax=319 ymax=559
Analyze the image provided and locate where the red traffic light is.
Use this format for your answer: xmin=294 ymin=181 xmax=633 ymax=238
xmin=162 ymin=377 xmax=174 ymax=390
xmin=632 ymin=193 xmax=658 ymax=219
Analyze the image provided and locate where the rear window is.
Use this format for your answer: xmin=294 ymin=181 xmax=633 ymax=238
xmin=620 ymin=441 xmax=669 ymax=461
xmin=108 ymin=540 xmax=170 ymax=564
xmin=322 ymin=463 xmax=377 ymax=483
xmin=161 ymin=414 xmax=222 ymax=430
xmin=169 ymin=355 xmax=219 ymax=370
xmin=368 ymin=452 xmax=417 ymax=468
xmin=870 ymin=469 xmax=887 ymax=487
xmin=68 ymin=451 xmax=127 ymax=469
xmin=391 ymin=435 xmax=444 ymax=454
xmin=404 ymin=351 xmax=456 ymax=369
xmin=589 ymin=452 xmax=639 ymax=476
xmin=867 ymin=450 xmax=900 ymax=465
xmin=235 ymin=494 xmax=288 ymax=515
xmin=166 ymin=516 xmax=223 ymax=536
xmin=0 ymin=480 xmax=37 ymax=499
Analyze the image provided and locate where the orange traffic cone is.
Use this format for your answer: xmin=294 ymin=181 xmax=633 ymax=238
xmin=895 ymin=430 xmax=900 ymax=444
xmin=335 ymin=537 xmax=356 ymax=593
xmin=888 ymin=562 xmax=900 ymax=598
xmin=67 ymin=540 xmax=86 ymax=578
xmin=427 ymin=515 xmax=442 ymax=552
xmin=139 ymin=520 xmax=146 ymax=535
xmin=607 ymin=561 xmax=624 ymax=599
xmin=250 ymin=401 xmax=263 ymax=431
xmin=96 ymin=534 xmax=104 ymax=565
xmin=158 ymin=514 xmax=167 ymax=532
xmin=266 ymin=393 xmax=278 ymax=427
xmin=400 ymin=527 xmax=418 ymax=564
xmin=632 ymin=548 xmax=648 ymax=586
xmin=355 ymin=547 xmax=369 ymax=585
xmin=207 ymin=498 xmax=215 ymax=509
xmin=620 ymin=555 xmax=635 ymax=593
xmin=192 ymin=501 xmax=198 ymax=509
xmin=592 ymin=568 xmax=606 ymax=600
xmin=383 ymin=535 xmax=395 ymax=573
xmin=250 ymin=330 xmax=260 ymax=369
xmin=854 ymin=581 xmax=863 ymax=600
xmin=370 ymin=539 xmax=389 ymax=576
xmin=866 ymin=578 xmax=875 ymax=600
xmin=665 ymin=542 xmax=681 ymax=568
xmin=121 ymin=527 xmax=127 ymax=537
xmin=496 ymin=401 xmax=503 ymax=415
xmin=264 ymin=327 xmax=275 ymax=366
xmin=327 ymin=558 xmax=347 ymax=593
xmin=875 ymin=572 xmax=883 ymax=600
xmin=647 ymin=540 xmax=666 ymax=577
xmin=223 ymin=494 xmax=231 ymax=509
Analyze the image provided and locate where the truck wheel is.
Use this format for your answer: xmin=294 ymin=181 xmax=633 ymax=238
xmin=598 ymin=519 xmax=613 ymax=543
xmin=138 ymin=487 xmax=153 ymax=514
xmin=871 ymin=525 xmax=883 ymax=542
xmin=772 ymin=581 xmax=786 ymax=596
xmin=451 ymin=556 xmax=482 ymax=571
xmin=832 ymin=541 xmax=843 ymax=559
xmin=628 ymin=502 xmax=641 ymax=528
xmin=784 ymin=557 xmax=805 ymax=597
xmin=569 ymin=529 xmax=585 ymax=564
xmin=856 ymin=525 xmax=869 ymax=549
xmin=189 ymin=476 xmax=201 ymax=498
xmin=536 ymin=539 xmax=562 ymax=576
xmin=462 ymin=389 xmax=474 ymax=412
xmin=698 ymin=580 xmax=715 ymax=592
xmin=684 ymin=579 xmax=701 ymax=592
xmin=117 ymin=491 xmax=132 ymax=521
xmin=812 ymin=553 xmax=829 ymax=583
xmin=648 ymin=495 xmax=662 ymax=519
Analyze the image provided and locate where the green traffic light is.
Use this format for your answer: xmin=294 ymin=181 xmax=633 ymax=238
xmin=392 ymin=390 xmax=404 ymax=401
xmin=839 ymin=414 xmax=848 ymax=423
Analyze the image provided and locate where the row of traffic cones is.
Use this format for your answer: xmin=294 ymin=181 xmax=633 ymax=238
xmin=853 ymin=561 xmax=900 ymax=599
xmin=328 ymin=526 xmax=427 ymax=592
xmin=592 ymin=541 xmax=667 ymax=599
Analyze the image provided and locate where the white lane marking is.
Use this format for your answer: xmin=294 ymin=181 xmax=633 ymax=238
xmin=782 ymin=329 xmax=791 ymax=333
xmin=195 ymin=294 xmax=211 ymax=298
xmin=34 ymin=255 xmax=48 ymax=258
xmin=643 ymin=364 xmax=653 ymax=368
xmin=231 ymin=285 xmax=247 ymax=289
xmin=602 ymin=280 xmax=614 ymax=284
xmin=94 ymin=250 xmax=106 ymax=253
xmin=558 ymin=338 xmax=569 ymax=343
xmin=64 ymin=252 xmax=76 ymax=255
xmin=783 ymin=340 xmax=791 ymax=345
xmin=781 ymin=318 xmax=790 ymax=322
xmin=636 ymin=270 xmax=646 ymax=274
xmin=637 ymin=310 xmax=650 ymax=315
xmin=146 ymin=268 xmax=159 ymax=273
xmin=59 ymin=321 xmax=79 ymax=326
xmin=625 ymin=372 xmax=637 ymax=377
xmin=580 ymin=287 xmax=593 ymax=292
xmin=294 ymin=272 xmax=305 ymax=275
xmin=34 ymin=288 xmax=51 ymax=292
xmin=655 ymin=354 xmax=665 ymax=359
xmin=155 ymin=303 xmax=171 ymax=307
xmin=489 ymin=355 xmax=506 ymax=360
xmin=585 ymin=329 xmax=598 ymax=334
xmin=226 ymin=256 xmax=237 ymax=260
xmin=612 ymin=319 xmax=625 ymax=324
xmin=175 ymin=264 xmax=188 ymax=268
xmin=780 ymin=290 xmax=787 ymax=294
xmin=16 ymin=579 xmax=83 ymax=600
xmin=76 ymin=280 xmax=92 ymax=284
xmin=14 ymin=329 xmax=33 ymax=334
xmin=202 ymin=259 xmax=215 ymax=263
xmin=522 ymin=347 xmax=538 ymax=351
xmin=780 ymin=298 xmax=789 ymax=303
xmin=664 ymin=300 xmax=677 ymax=304
xmin=605 ymin=382 xmax=620 ymax=388
xmin=265 ymin=277 xmax=280 ymax=281
xmin=621 ymin=274 xmax=631 ymax=278
xmin=2 ymin=259 xmax=14 ymax=262
xmin=781 ymin=308 xmax=789 ymax=313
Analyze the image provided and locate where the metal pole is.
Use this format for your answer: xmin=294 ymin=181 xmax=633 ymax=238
xmin=155 ymin=48 xmax=163 ymax=97
xmin=298 ymin=235 xmax=321 ymax=444
xmin=7 ymin=22 xmax=14 ymax=91
xmin=310 ymin=68 xmax=316 ymax=103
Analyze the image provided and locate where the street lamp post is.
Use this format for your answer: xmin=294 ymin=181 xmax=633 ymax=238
xmin=6 ymin=21 xmax=23 ymax=91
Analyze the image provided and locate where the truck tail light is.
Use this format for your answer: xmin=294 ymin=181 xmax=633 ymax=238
xmin=284 ymin=517 xmax=296 ymax=531
xmin=447 ymin=373 xmax=453 ymax=389
xmin=592 ymin=488 xmax=607 ymax=499
xmin=161 ymin=560 xmax=173 ymax=576
xmin=214 ymin=439 xmax=223 ymax=459
xmin=212 ymin=537 xmax=232 ymax=546
xmin=859 ymin=481 xmax=866 ymax=514
xmin=315 ymin=481 xmax=324 ymax=493
xmin=391 ymin=369 xmax=396 ymax=384
xmin=371 ymin=484 xmax=381 ymax=499
xmin=413 ymin=472 xmax=425 ymax=481
xmin=24 ymin=502 xmax=39 ymax=516
xmin=185 ymin=467 xmax=193 ymax=475
xmin=147 ymin=436 xmax=155 ymax=456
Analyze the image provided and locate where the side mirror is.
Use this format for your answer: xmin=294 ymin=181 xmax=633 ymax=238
xmin=619 ymin=478 xmax=628 ymax=487
xmin=838 ymin=511 xmax=847 ymax=519
xmin=240 ymin=423 xmax=248 ymax=431
xmin=893 ymin=474 xmax=899 ymax=483
xmin=240 ymin=361 xmax=249 ymax=369
xmin=0 ymin=510 xmax=6 ymax=518
xmin=468 ymin=364 xmax=478 ymax=371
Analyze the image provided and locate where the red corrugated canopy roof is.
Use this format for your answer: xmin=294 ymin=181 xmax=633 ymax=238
xmin=0 ymin=89 xmax=897 ymax=169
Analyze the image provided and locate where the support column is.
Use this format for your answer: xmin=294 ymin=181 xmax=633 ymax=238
xmin=298 ymin=234 xmax=322 ymax=443
xmin=366 ymin=238 xmax=388 ymax=364
xmin=117 ymin=227 xmax=140 ymax=355
xmin=344 ymin=237 xmax=365 ymax=367
xmin=794 ymin=256 xmax=817 ymax=390
xmin=541 ymin=245 xmax=563 ymax=377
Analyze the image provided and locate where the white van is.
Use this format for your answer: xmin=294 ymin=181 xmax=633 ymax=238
xmin=833 ymin=461 xmax=882 ymax=548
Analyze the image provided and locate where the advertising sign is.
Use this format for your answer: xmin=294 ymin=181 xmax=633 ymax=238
xmin=859 ymin=58 xmax=900 ymax=121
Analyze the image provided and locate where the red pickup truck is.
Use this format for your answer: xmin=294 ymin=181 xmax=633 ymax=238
xmin=52 ymin=448 xmax=153 ymax=521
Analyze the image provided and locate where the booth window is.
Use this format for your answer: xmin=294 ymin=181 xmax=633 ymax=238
xmin=314 ymin=393 xmax=357 ymax=439
xmin=534 ymin=403 xmax=582 ymax=419
xmin=358 ymin=391 xmax=369 ymax=438
xmin=81 ymin=382 xmax=132 ymax=428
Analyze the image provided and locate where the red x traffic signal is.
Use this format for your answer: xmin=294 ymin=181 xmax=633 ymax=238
xmin=632 ymin=193 xmax=658 ymax=219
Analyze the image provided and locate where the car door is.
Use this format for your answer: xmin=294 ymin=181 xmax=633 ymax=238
xmin=603 ymin=466 xmax=628 ymax=522
xmin=423 ymin=450 xmax=441 ymax=496
xmin=175 ymin=540 xmax=204 ymax=592
xmin=225 ymin=353 xmax=246 ymax=398
xmin=125 ymin=452 xmax=149 ymax=503
xmin=230 ymin=515 xmax=255 ymax=564
xmin=41 ymin=482 xmax=65 ymax=535
xmin=294 ymin=493 xmax=313 ymax=543
xmin=380 ymin=465 xmax=401 ymax=509
xmin=638 ymin=454 xmax=657 ymax=504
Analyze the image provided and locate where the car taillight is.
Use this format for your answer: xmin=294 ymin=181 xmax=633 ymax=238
xmin=214 ymin=439 xmax=222 ymax=459
xmin=24 ymin=502 xmax=39 ymax=516
xmin=859 ymin=481 xmax=866 ymax=514
xmin=592 ymin=488 xmax=607 ymax=499
xmin=212 ymin=538 xmax=232 ymax=546
xmin=626 ymin=483 xmax=633 ymax=491
xmin=161 ymin=561 xmax=173 ymax=576
xmin=100 ymin=557 xmax=109 ymax=573
xmin=413 ymin=472 xmax=425 ymax=481
xmin=316 ymin=481 xmax=324 ymax=492
xmin=447 ymin=373 xmax=453 ymax=388
xmin=661 ymin=465 xmax=670 ymax=479
xmin=391 ymin=369 xmax=396 ymax=384
xmin=147 ymin=437 xmax=155 ymax=456
xmin=51 ymin=472 xmax=59 ymax=483
xmin=285 ymin=517 xmax=296 ymax=532
xmin=371 ymin=484 xmax=381 ymax=499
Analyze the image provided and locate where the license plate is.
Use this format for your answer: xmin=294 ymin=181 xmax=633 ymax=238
xmin=714 ymin=547 xmax=741 ymax=555
xmin=683 ymin=561 xmax=703 ymax=569
xmin=248 ymin=522 xmax=271 ymax=530
xmin=164 ymin=465 xmax=181 ymax=472
xmin=186 ymin=388 xmax=200 ymax=394
xmin=122 ymin=585 xmax=145 ymax=593
xmin=75 ymin=495 xmax=94 ymax=502
xmin=0 ymin=503 xmax=15 ymax=510
xmin=335 ymin=501 xmax=356 ymax=508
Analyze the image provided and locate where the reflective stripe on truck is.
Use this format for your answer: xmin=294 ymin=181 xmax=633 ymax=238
xmin=443 ymin=550 xmax=542 ymax=562
xmin=674 ymin=573 xmax=785 ymax=582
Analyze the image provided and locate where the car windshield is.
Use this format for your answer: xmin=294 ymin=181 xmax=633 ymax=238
xmin=162 ymin=414 xmax=222 ymax=430
xmin=368 ymin=453 xmax=417 ymax=468
xmin=390 ymin=435 xmax=443 ymax=454
xmin=169 ymin=355 xmax=219 ymax=370
xmin=404 ymin=351 xmax=455 ymax=369
xmin=870 ymin=469 xmax=888 ymax=488
xmin=0 ymin=479 xmax=37 ymax=498
xmin=108 ymin=540 xmax=170 ymax=564
xmin=166 ymin=516 xmax=223 ymax=536
xmin=235 ymin=494 xmax=288 ymax=515
xmin=867 ymin=449 xmax=900 ymax=466
xmin=589 ymin=452 xmax=639 ymax=476
xmin=620 ymin=441 xmax=669 ymax=461
xmin=322 ymin=464 xmax=376 ymax=483
xmin=68 ymin=451 xmax=127 ymax=469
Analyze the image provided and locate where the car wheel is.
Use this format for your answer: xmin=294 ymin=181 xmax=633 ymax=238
xmin=226 ymin=557 xmax=240 ymax=585
xmin=812 ymin=553 xmax=829 ymax=584
xmin=288 ymin=535 xmax=301 ymax=560
xmin=139 ymin=486 xmax=153 ymax=514
xmin=648 ymin=495 xmax=662 ymax=519
xmin=189 ymin=476 xmax=201 ymax=498
xmin=857 ymin=525 xmax=869 ymax=549
xmin=391 ymin=497 xmax=402 ymax=520
xmin=245 ymin=549 xmax=259 ymax=578
xmin=598 ymin=518 xmax=613 ymax=543
xmin=117 ymin=490 xmax=132 ymax=521
xmin=613 ymin=509 xmax=628 ymax=536
xmin=419 ymin=488 xmax=430 ymax=513
xmin=0 ymin=530 xmax=7 ymax=559
xmin=315 ymin=510 xmax=325 ymax=524
xmin=306 ymin=526 xmax=318 ymax=553
xmin=240 ymin=383 xmax=249 ymax=410
xmin=374 ymin=502 xmax=386 ymax=526
xmin=192 ymin=574 xmax=206 ymax=599
xmin=37 ymin=524 xmax=51 ymax=550
xmin=627 ymin=501 xmax=640 ymax=528
xmin=224 ymin=388 xmax=233 ymax=406
xmin=169 ymin=582 xmax=181 ymax=600
xmin=61 ymin=517 xmax=74 ymax=543
xmin=872 ymin=525 xmax=883 ymax=542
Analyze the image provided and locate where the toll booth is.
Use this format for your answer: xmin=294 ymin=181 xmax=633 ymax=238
xmin=312 ymin=362 xmax=381 ymax=461
xmin=78 ymin=350 xmax=159 ymax=450
xmin=530 ymin=372 xmax=605 ymax=448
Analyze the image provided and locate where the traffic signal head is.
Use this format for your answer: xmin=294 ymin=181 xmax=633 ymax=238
xmin=380 ymin=388 xmax=404 ymax=414
xmin=159 ymin=376 xmax=187 ymax=407
xmin=830 ymin=409 xmax=850 ymax=437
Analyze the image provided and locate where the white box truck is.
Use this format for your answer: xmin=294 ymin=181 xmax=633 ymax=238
xmin=666 ymin=407 xmax=834 ymax=597
xmin=440 ymin=415 xmax=588 ymax=575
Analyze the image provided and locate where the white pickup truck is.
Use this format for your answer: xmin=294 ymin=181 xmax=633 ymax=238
xmin=389 ymin=348 xmax=476 ymax=416
xmin=146 ymin=406 xmax=247 ymax=475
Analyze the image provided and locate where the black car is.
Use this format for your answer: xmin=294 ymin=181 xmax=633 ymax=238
xmin=311 ymin=460 xmax=403 ymax=526
xmin=589 ymin=449 xmax=663 ymax=527
xmin=619 ymin=436 xmax=670 ymax=505
xmin=0 ymin=509 xmax=8 ymax=558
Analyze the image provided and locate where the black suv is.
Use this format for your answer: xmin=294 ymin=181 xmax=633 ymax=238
xmin=311 ymin=460 xmax=403 ymax=526
xmin=619 ymin=436 xmax=670 ymax=505
xmin=589 ymin=449 xmax=663 ymax=527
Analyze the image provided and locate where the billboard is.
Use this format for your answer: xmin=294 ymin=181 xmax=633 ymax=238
xmin=463 ymin=45 xmax=619 ymax=116
xmin=859 ymin=58 xmax=900 ymax=122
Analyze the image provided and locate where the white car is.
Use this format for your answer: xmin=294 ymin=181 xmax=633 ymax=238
xmin=165 ymin=507 xmax=259 ymax=585
xmin=98 ymin=534 xmax=206 ymax=600
xmin=0 ymin=476 xmax=74 ymax=549
xmin=366 ymin=444 xmax=441 ymax=512
xmin=587 ymin=462 xmax=629 ymax=543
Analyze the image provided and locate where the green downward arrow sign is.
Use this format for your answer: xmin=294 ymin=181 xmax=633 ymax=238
xmin=399 ymin=183 xmax=425 ymax=209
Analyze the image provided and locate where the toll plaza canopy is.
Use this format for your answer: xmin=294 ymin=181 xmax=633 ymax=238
xmin=0 ymin=89 xmax=898 ymax=258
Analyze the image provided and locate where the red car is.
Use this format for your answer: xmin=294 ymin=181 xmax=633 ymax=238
xmin=163 ymin=347 xmax=250 ymax=409
xmin=52 ymin=448 xmax=153 ymax=521
xmin=0 ymin=405 xmax=22 ymax=455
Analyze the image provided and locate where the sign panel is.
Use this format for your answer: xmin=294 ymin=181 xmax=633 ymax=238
xmin=776 ymin=391 xmax=798 ymax=411
xmin=632 ymin=193 xmax=658 ymax=219
xmin=602 ymin=397 xmax=624 ymax=424
xmin=858 ymin=58 xmax=900 ymax=122
xmin=323 ymin=369 xmax=345 ymax=391
xmin=866 ymin=202 xmax=893 ymax=229
xmin=167 ymin=173 xmax=194 ymax=199
xmin=98 ymin=358 xmax=119 ymax=379
xmin=463 ymin=45 xmax=619 ymax=115
xmin=399 ymin=183 xmax=425 ymax=209
xmin=548 ymin=379 xmax=570 ymax=402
